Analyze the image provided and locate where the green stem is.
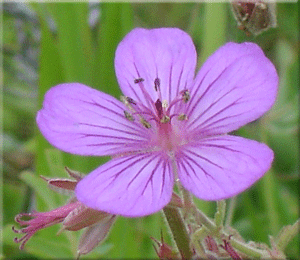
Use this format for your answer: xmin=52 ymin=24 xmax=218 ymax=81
xmin=260 ymin=119 xmax=280 ymax=235
xmin=193 ymin=207 xmax=216 ymax=232
xmin=214 ymin=200 xmax=226 ymax=228
xmin=163 ymin=206 xmax=193 ymax=259
xmin=229 ymin=237 xmax=266 ymax=258
xmin=225 ymin=196 xmax=237 ymax=227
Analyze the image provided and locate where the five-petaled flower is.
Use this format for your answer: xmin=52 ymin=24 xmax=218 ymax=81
xmin=37 ymin=28 xmax=278 ymax=217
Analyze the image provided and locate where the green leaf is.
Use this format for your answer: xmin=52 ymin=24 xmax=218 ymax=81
xmin=47 ymin=3 xmax=94 ymax=85
xmin=20 ymin=171 xmax=61 ymax=211
xmin=197 ymin=3 xmax=227 ymax=67
xmin=44 ymin=148 xmax=66 ymax=177
xmin=93 ymin=3 xmax=134 ymax=96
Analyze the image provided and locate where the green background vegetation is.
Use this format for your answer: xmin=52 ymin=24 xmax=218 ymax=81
xmin=3 ymin=2 xmax=299 ymax=259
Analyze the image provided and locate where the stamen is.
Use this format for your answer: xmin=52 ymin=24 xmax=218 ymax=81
xmin=120 ymin=96 xmax=128 ymax=105
xmin=180 ymin=90 xmax=190 ymax=103
xmin=160 ymin=116 xmax=170 ymax=123
xmin=178 ymin=114 xmax=188 ymax=121
xmin=134 ymin=78 xmax=144 ymax=84
xmin=162 ymin=100 xmax=168 ymax=108
xmin=124 ymin=111 xmax=135 ymax=121
xmin=154 ymin=78 xmax=162 ymax=101
xmin=121 ymin=96 xmax=137 ymax=106
xmin=154 ymin=78 xmax=160 ymax=91
xmin=141 ymin=118 xmax=152 ymax=128
xmin=134 ymin=77 xmax=156 ymax=111
xmin=121 ymin=95 xmax=158 ymax=125
xmin=126 ymin=97 xmax=136 ymax=105
xmin=155 ymin=99 xmax=163 ymax=118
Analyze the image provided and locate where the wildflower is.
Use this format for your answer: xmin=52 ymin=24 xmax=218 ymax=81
xmin=36 ymin=28 xmax=278 ymax=217
xmin=13 ymin=169 xmax=116 ymax=256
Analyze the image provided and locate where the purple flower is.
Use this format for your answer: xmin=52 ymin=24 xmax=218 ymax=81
xmin=37 ymin=28 xmax=278 ymax=217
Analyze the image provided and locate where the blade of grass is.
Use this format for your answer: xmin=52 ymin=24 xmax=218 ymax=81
xmin=47 ymin=3 xmax=94 ymax=85
xmin=197 ymin=3 xmax=227 ymax=68
xmin=93 ymin=3 xmax=133 ymax=96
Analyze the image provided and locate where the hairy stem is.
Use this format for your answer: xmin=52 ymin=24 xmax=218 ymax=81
xmin=163 ymin=206 xmax=193 ymax=259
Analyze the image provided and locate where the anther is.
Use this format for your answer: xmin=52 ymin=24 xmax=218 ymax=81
xmin=120 ymin=96 xmax=128 ymax=105
xmin=124 ymin=111 xmax=135 ymax=121
xmin=121 ymin=96 xmax=136 ymax=106
xmin=154 ymin=78 xmax=160 ymax=91
xmin=155 ymin=99 xmax=163 ymax=118
xmin=178 ymin=114 xmax=188 ymax=121
xmin=162 ymin=100 xmax=168 ymax=108
xmin=134 ymin=78 xmax=144 ymax=84
xmin=141 ymin=118 xmax=151 ymax=128
xmin=126 ymin=97 xmax=136 ymax=105
xmin=180 ymin=90 xmax=190 ymax=103
xmin=160 ymin=116 xmax=170 ymax=123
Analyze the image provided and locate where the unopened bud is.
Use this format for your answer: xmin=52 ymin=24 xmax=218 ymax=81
xmin=231 ymin=0 xmax=277 ymax=36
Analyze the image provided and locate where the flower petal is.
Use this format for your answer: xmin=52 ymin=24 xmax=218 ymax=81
xmin=36 ymin=83 xmax=154 ymax=156
xmin=176 ymin=135 xmax=273 ymax=200
xmin=186 ymin=42 xmax=278 ymax=137
xmin=115 ymin=28 xmax=197 ymax=106
xmin=75 ymin=152 xmax=173 ymax=217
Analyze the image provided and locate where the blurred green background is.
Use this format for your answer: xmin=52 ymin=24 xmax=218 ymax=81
xmin=2 ymin=2 xmax=299 ymax=259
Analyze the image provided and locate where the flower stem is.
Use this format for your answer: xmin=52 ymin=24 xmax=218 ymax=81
xmin=225 ymin=196 xmax=236 ymax=227
xmin=193 ymin=206 xmax=216 ymax=232
xmin=163 ymin=206 xmax=193 ymax=259
xmin=229 ymin=237 xmax=266 ymax=258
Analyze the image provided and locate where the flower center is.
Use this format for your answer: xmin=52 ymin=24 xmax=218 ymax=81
xmin=122 ymin=78 xmax=190 ymax=151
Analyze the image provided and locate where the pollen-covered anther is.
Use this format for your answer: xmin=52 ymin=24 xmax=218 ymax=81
xmin=180 ymin=89 xmax=190 ymax=103
xmin=124 ymin=111 xmax=135 ymax=121
xmin=178 ymin=114 xmax=188 ymax=121
xmin=162 ymin=100 xmax=168 ymax=109
xmin=120 ymin=95 xmax=128 ymax=105
xmin=120 ymin=96 xmax=135 ymax=106
xmin=141 ymin=118 xmax=152 ymax=128
xmin=160 ymin=115 xmax=170 ymax=123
